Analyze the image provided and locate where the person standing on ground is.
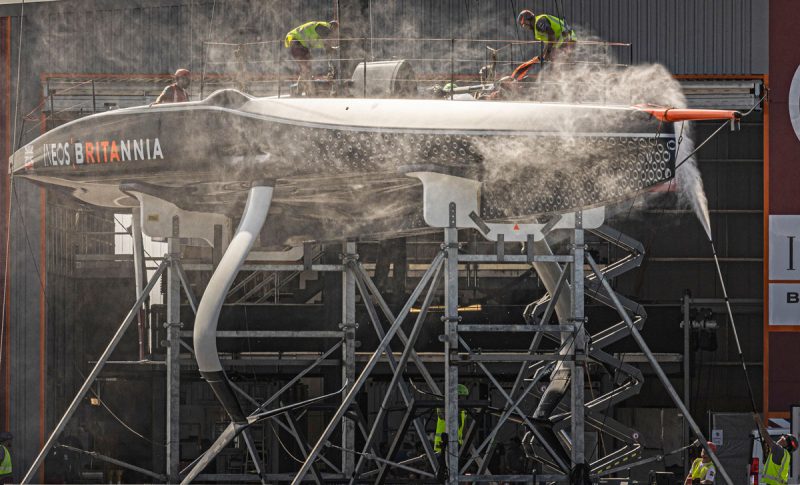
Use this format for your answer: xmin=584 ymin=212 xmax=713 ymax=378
xmin=684 ymin=441 xmax=718 ymax=485
xmin=754 ymin=414 xmax=798 ymax=485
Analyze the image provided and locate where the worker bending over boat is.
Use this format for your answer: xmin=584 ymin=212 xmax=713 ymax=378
xmin=284 ymin=20 xmax=339 ymax=95
xmin=154 ymin=68 xmax=191 ymax=104
xmin=517 ymin=10 xmax=576 ymax=62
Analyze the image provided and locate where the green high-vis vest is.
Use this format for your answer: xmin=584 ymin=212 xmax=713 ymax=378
xmin=0 ymin=445 xmax=11 ymax=478
xmin=689 ymin=457 xmax=715 ymax=482
xmin=285 ymin=21 xmax=332 ymax=49
xmin=762 ymin=449 xmax=790 ymax=485
xmin=533 ymin=14 xmax=576 ymax=47
xmin=433 ymin=410 xmax=466 ymax=453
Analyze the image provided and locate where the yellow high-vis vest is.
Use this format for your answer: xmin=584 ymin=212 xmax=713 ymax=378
xmin=433 ymin=410 xmax=466 ymax=453
xmin=0 ymin=445 xmax=11 ymax=478
xmin=762 ymin=449 xmax=790 ymax=485
xmin=689 ymin=457 xmax=715 ymax=482
xmin=285 ymin=21 xmax=332 ymax=49
xmin=533 ymin=15 xmax=576 ymax=47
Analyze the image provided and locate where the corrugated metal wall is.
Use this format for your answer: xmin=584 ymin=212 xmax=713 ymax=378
xmin=366 ymin=0 xmax=768 ymax=74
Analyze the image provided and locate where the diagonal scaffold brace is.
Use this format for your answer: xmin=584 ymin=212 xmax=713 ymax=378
xmin=291 ymin=250 xmax=447 ymax=485
xmin=585 ymin=253 xmax=734 ymax=485
xmin=21 ymin=258 xmax=169 ymax=484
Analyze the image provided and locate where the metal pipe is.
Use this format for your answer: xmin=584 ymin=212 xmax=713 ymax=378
xmin=291 ymin=252 xmax=446 ymax=485
xmin=21 ymin=260 xmax=168 ymax=484
xmin=585 ymin=254 xmax=734 ymax=485
xmin=180 ymin=330 xmax=343 ymax=338
xmin=166 ymin=238 xmax=182 ymax=481
xmin=570 ymin=214 xmax=586 ymax=468
xmin=444 ymin=227 xmax=459 ymax=484
xmin=56 ymin=444 xmax=166 ymax=482
xmin=458 ymin=254 xmax=573 ymax=263
xmin=341 ymin=242 xmax=357 ymax=477
xmin=683 ymin=290 xmax=691 ymax=475
xmin=131 ymin=207 xmax=148 ymax=361
xmin=174 ymin=259 xmax=199 ymax=314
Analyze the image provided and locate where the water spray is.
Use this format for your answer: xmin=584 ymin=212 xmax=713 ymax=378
xmin=674 ymin=96 xmax=766 ymax=422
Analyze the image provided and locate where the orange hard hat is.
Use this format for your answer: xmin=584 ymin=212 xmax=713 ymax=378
xmin=174 ymin=68 xmax=191 ymax=78
xmin=704 ymin=441 xmax=718 ymax=453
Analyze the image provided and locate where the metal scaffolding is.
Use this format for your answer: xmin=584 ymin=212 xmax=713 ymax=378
xmin=20 ymin=172 xmax=733 ymax=485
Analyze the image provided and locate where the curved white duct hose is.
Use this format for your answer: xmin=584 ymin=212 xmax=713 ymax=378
xmin=194 ymin=183 xmax=273 ymax=422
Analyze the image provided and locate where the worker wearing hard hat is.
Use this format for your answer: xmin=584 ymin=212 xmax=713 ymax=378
xmin=517 ymin=10 xmax=576 ymax=62
xmin=0 ymin=432 xmax=12 ymax=485
xmin=433 ymin=384 xmax=469 ymax=454
xmin=684 ymin=441 xmax=718 ymax=485
xmin=284 ymin=20 xmax=339 ymax=94
xmin=154 ymin=69 xmax=191 ymax=104
xmin=754 ymin=414 xmax=799 ymax=485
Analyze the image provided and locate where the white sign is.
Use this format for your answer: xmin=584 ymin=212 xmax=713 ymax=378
xmin=711 ymin=429 xmax=724 ymax=447
xmin=769 ymin=215 xmax=800 ymax=280
xmin=769 ymin=283 xmax=800 ymax=325
xmin=790 ymin=64 xmax=800 ymax=142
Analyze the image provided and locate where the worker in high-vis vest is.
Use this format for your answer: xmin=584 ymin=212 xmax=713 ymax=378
xmin=754 ymin=413 xmax=799 ymax=485
xmin=0 ymin=432 xmax=12 ymax=485
xmin=517 ymin=10 xmax=576 ymax=62
xmin=284 ymin=20 xmax=339 ymax=93
xmin=433 ymin=384 xmax=469 ymax=453
xmin=683 ymin=441 xmax=717 ymax=485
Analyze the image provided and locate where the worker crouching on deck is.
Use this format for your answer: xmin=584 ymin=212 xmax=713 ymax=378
xmin=154 ymin=68 xmax=191 ymax=104
xmin=517 ymin=10 xmax=576 ymax=62
xmin=285 ymin=20 xmax=339 ymax=95
xmin=684 ymin=441 xmax=717 ymax=485
xmin=754 ymin=413 xmax=798 ymax=485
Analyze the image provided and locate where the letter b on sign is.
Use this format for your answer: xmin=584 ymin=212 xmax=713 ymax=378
xmin=769 ymin=284 xmax=800 ymax=325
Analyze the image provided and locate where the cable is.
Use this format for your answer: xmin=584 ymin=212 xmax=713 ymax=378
xmin=268 ymin=420 xmax=305 ymax=464
xmin=674 ymin=90 xmax=767 ymax=173
xmin=2 ymin=1 xmax=26 ymax=376
xmin=76 ymin=367 xmax=166 ymax=447
xmin=11 ymin=0 xmax=25 ymax=153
